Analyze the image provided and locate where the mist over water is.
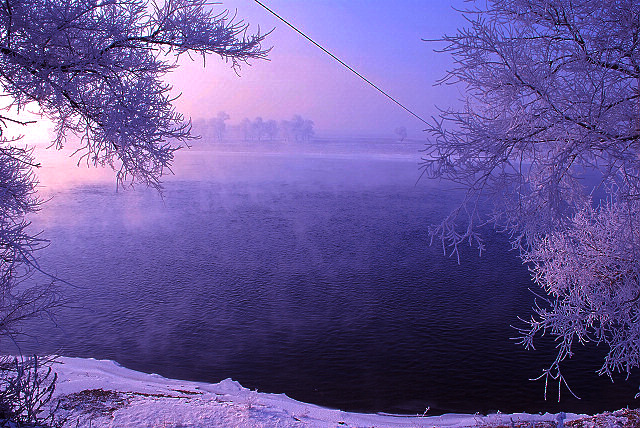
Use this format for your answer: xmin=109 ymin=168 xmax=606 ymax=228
xmin=19 ymin=140 xmax=640 ymax=415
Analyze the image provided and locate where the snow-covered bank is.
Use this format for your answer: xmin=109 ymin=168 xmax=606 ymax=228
xmin=44 ymin=356 xmax=635 ymax=428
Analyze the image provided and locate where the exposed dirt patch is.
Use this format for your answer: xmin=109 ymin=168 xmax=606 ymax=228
xmin=471 ymin=409 xmax=640 ymax=428
xmin=476 ymin=422 xmax=556 ymax=428
xmin=566 ymin=408 xmax=640 ymax=428
xmin=56 ymin=387 xmax=202 ymax=420
xmin=58 ymin=388 xmax=130 ymax=417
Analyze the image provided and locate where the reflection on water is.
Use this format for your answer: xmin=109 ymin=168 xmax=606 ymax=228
xmin=18 ymin=144 xmax=640 ymax=415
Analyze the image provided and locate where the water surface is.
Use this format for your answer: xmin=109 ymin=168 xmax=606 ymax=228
xmin=19 ymin=143 xmax=640 ymax=415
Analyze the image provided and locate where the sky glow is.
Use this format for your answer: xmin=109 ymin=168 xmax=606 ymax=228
xmin=31 ymin=0 xmax=467 ymax=188
xmin=168 ymin=0 xmax=466 ymax=138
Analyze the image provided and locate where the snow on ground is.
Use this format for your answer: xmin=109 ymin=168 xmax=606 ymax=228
xmin=43 ymin=356 xmax=637 ymax=428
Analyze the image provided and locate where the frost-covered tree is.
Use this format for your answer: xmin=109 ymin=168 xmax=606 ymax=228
xmin=264 ymin=119 xmax=278 ymax=140
xmin=240 ymin=117 xmax=252 ymax=141
xmin=395 ymin=126 xmax=407 ymax=142
xmin=251 ymin=116 xmax=265 ymax=140
xmin=519 ymin=200 xmax=640 ymax=397
xmin=0 ymin=0 xmax=268 ymax=344
xmin=280 ymin=114 xmax=314 ymax=142
xmin=294 ymin=115 xmax=315 ymax=142
xmin=209 ymin=111 xmax=230 ymax=141
xmin=423 ymin=0 xmax=640 ymax=396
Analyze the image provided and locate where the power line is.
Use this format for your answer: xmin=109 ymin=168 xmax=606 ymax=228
xmin=252 ymin=0 xmax=429 ymax=126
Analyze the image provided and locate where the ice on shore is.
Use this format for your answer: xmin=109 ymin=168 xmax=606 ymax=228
xmin=47 ymin=356 xmax=600 ymax=428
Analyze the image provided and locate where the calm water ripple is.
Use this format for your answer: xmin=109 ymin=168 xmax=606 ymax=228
xmin=16 ymin=152 xmax=640 ymax=415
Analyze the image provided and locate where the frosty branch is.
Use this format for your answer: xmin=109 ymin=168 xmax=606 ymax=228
xmin=0 ymin=0 xmax=269 ymax=353
xmin=423 ymin=0 xmax=640 ymax=397
xmin=0 ymin=0 xmax=268 ymax=188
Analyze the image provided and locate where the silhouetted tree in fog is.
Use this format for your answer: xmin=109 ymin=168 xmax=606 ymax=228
xmin=395 ymin=126 xmax=407 ymax=142
xmin=240 ymin=118 xmax=252 ymax=140
xmin=281 ymin=115 xmax=314 ymax=142
xmin=252 ymin=117 xmax=265 ymax=140
xmin=209 ymin=111 xmax=230 ymax=140
xmin=264 ymin=119 xmax=278 ymax=140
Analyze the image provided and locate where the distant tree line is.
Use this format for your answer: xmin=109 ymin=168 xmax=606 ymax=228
xmin=277 ymin=115 xmax=315 ymax=142
xmin=193 ymin=112 xmax=314 ymax=142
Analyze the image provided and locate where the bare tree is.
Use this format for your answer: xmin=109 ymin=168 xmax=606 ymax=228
xmin=0 ymin=0 xmax=268 ymax=351
xmin=252 ymin=116 xmax=265 ymax=141
xmin=394 ymin=126 xmax=407 ymax=142
xmin=423 ymin=0 xmax=640 ymax=396
xmin=264 ymin=119 xmax=278 ymax=140
xmin=240 ymin=117 xmax=252 ymax=141
xmin=279 ymin=118 xmax=292 ymax=141
xmin=280 ymin=114 xmax=314 ymax=142
xmin=209 ymin=111 xmax=230 ymax=141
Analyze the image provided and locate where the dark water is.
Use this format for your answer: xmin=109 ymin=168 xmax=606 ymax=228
xmin=17 ymin=151 xmax=640 ymax=415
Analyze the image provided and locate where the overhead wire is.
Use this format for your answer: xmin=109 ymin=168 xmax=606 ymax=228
xmin=252 ymin=0 xmax=429 ymax=126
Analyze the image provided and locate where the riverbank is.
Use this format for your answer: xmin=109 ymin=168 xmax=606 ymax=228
xmin=43 ymin=356 xmax=636 ymax=427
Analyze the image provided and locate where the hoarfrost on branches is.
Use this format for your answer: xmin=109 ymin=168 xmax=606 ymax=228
xmin=0 ymin=0 xmax=268 ymax=347
xmin=0 ymin=0 xmax=268 ymax=189
xmin=423 ymin=0 xmax=640 ymax=396
xmin=519 ymin=201 xmax=640 ymax=397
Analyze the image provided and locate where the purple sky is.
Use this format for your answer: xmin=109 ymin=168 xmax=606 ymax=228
xmin=168 ymin=0 xmax=467 ymax=138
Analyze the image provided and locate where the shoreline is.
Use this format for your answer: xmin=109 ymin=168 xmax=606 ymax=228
xmin=40 ymin=356 xmax=634 ymax=427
